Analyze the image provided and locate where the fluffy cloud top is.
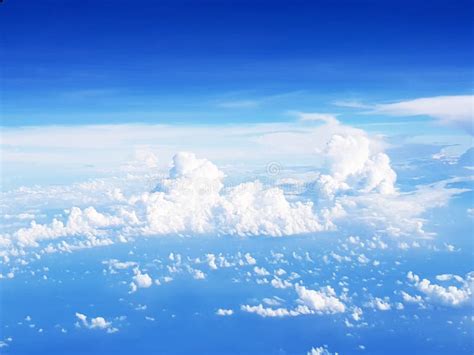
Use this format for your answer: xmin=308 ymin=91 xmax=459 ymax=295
xmin=136 ymin=152 xmax=323 ymax=237
xmin=215 ymin=308 xmax=234 ymax=316
xmin=0 ymin=116 xmax=468 ymax=258
xmin=242 ymin=284 xmax=346 ymax=318
xmin=316 ymin=134 xmax=396 ymax=197
xmin=132 ymin=269 xmax=153 ymax=289
xmin=407 ymin=271 xmax=473 ymax=307
xmin=307 ymin=346 xmax=336 ymax=355
xmin=75 ymin=313 xmax=117 ymax=333
xmin=295 ymin=284 xmax=346 ymax=314
xmin=241 ymin=304 xmax=300 ymax=318
xmin=13 ymin=207 xmax=121 ymax=248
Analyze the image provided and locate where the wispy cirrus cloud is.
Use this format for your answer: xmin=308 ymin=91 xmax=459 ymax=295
xmin=216 ymin=100 xmax=260 ymax=109
xmin=295 ymin=112 xmax=340 ymax=125
xmin=372 ymin=95 xmax=473 ymax=134
xmin=334 ymin=95 xmax=473 ymax=134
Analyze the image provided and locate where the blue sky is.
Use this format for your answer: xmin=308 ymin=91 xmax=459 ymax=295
xmin=1 ymin=1 xmax=473 ymax=354
xmin=2 ymin=0 xmax=473 ymax=126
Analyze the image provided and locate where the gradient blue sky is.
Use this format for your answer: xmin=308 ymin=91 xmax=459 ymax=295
xmin=2 ymin=0 xmax=473 ymax=126
xmin=1 ymin=3 xmax=474 ymax=354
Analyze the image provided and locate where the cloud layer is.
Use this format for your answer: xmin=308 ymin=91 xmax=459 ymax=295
xmin=0 ymin=117 xmax=469 ymax=260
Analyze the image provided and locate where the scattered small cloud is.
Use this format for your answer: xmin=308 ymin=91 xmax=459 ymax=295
xmin=75 ymin=313 xmax=118 ymax=333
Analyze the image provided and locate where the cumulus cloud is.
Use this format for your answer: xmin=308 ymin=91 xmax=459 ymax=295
xmin=400 ymin=291 xmax=424 ymax=305
xmin=217 ymin=181 xmax=322 ymax=236
xmin=407 ymin=271 xmax=473 ymax=307
xmin=12 ymin=207 xmax=122 ymax=248
xmin=241 ymin=304 xmax=299 ymax=318
xmin=307 ymin=345 xmax=337 ymax=355
xmin=130 ymin=269 xmax=153 ymax=292
xmin=191 ymin=269 xmax=206 ymax=280
xmin=271 ymin=277 xmax=292 ymax=289
xmin=75 ymin=313 xmax=117 ymax=333
xmin=241 ymin=283 xmax=345 ymax=318
xmin=216 ymin=308 xmax=234 ymax=316
xmin=254 ymin=266 xmax=270 ymax=276
xmin=367 ymin=297 xmax=391 ymax=311
xmin=316 ymin=133 xmax=396 ymax=197
xmin=103 ymin=259 xmax=137 ymax=272
xmin=137 ymin=152 xmax=324 ymax=237
xmin=1 ymin=115 xmax=469 ymax=259
xmin=295 ymin=284 xmax=346 ymax=314
xmin=370 ymin=95 xmax=474 ymax=134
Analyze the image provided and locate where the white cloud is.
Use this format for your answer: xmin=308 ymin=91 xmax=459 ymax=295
xmin=218 ymin=181 xmax=322 ymax=237
xmin=192 ymin=269 xmax=206 ymax=280
xmin=271 ymin=277 xmax=293 ymax=289
xmin=351 ymin=307 xmax=363 ymax=321
xmin=0 ymin=121 xmax=368 ymax=175
xmin=243 ymin=253 xmax=257 ymax=265
xmin=216 ymin=308 xmax=234 ymax=316
xmin=307 ymin=345 xmax=337 ymax=355
xmin=103 ymin=259 xmax=137 ymax=271
xmin=12 ymin=206 xmax=121 ymax=248
xmin=1 ymin=116 xmax=469 ymax=258
xmin=254 ymin=266 xmax=270 ymax=276
xmin=295 ymin=284 xmax=346 ymax=314
xmin=315 ymin=133 xmax=396 ymax=198
xmin=241 ymin=304 xmax=299 ymax=318
xmin=368 ymin=297 xmax=391 ymax=311
xmin=400 ymin=291 xmax=423 ymax=305
xmin=371 ymin=95 xmax=474 ymax=134
xmin=75 ymin=313 xmax=117 ymax=333
xmin=407 ymin=271 xmax=473 ymax=307
xmin=206 ymin=254 xmax=218 ymax=270
xmin=131 ymin=269 xmax=153 ymax=290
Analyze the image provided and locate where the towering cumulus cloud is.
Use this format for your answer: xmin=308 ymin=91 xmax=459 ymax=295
xmin=140 ymin=152 xmax=224 ymax=234
xmin=316 ymin=134 xmax=396 ymax=198
xmin=139 ymin=152 xmax=322 ymax=236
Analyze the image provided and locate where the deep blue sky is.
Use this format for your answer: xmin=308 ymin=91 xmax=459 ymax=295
xmin=1 ymin=0 xmax=473 ymax=126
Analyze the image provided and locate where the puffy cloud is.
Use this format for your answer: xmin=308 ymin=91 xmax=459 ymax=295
xmin=271 ymin=277 xmax=292 ymax=289
xmin=401 ymin=291 xmax=424 ymax=305
xmin=241 ymin=304 xmax=299 ymax=318
xmin=243 ymin=253 xmax=257 ymax=265
xmin=323 ymin=177 xmax=468 ymax=238
xmin=139 ymin=152 xmax=223 ymax=235
xmin=217 ymin=181 xmax=322 ymax=236
xmin=368 ymin=297 xmax=391 ymax=311
xmin=254 ymin=266 xmax=270 ymax=276
xmin=295 ymin=284 xmax=346 ymax=314
xmin=1 ymin=116 xmax=468 ymax=258
xmin=131 ymin=269 xmax=153 ymax=290
xmin=206 ymin=254 xmax=218 ymax=270
xmin=12 ymin=207 xmax=122 ymax=248
xmin=191 ymin=269 xmax=206 ymax=280
xmin=216 ymin=308 xmax=234 ymax=316
xmin=370 ymin=95 xmax=474 ymax=134
xmin=75 ymin=313 xmax=117 ymax=333
xmin=242 ymin=285 xmax=346 ymax=318
xmin=351 ymin=307 xmax=363 ymax=321
xmin=316 ymin=134 xmax=396 ymax=197
xmin=307 ymin=346 xmax=337 ymax=355
xmin=103 ymin=259 xmax=137 ymax=271
xmin=139 ymin=153 xmax=323 ymax=237
xmin=407 ymin=271 xmax=473 ymax=307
